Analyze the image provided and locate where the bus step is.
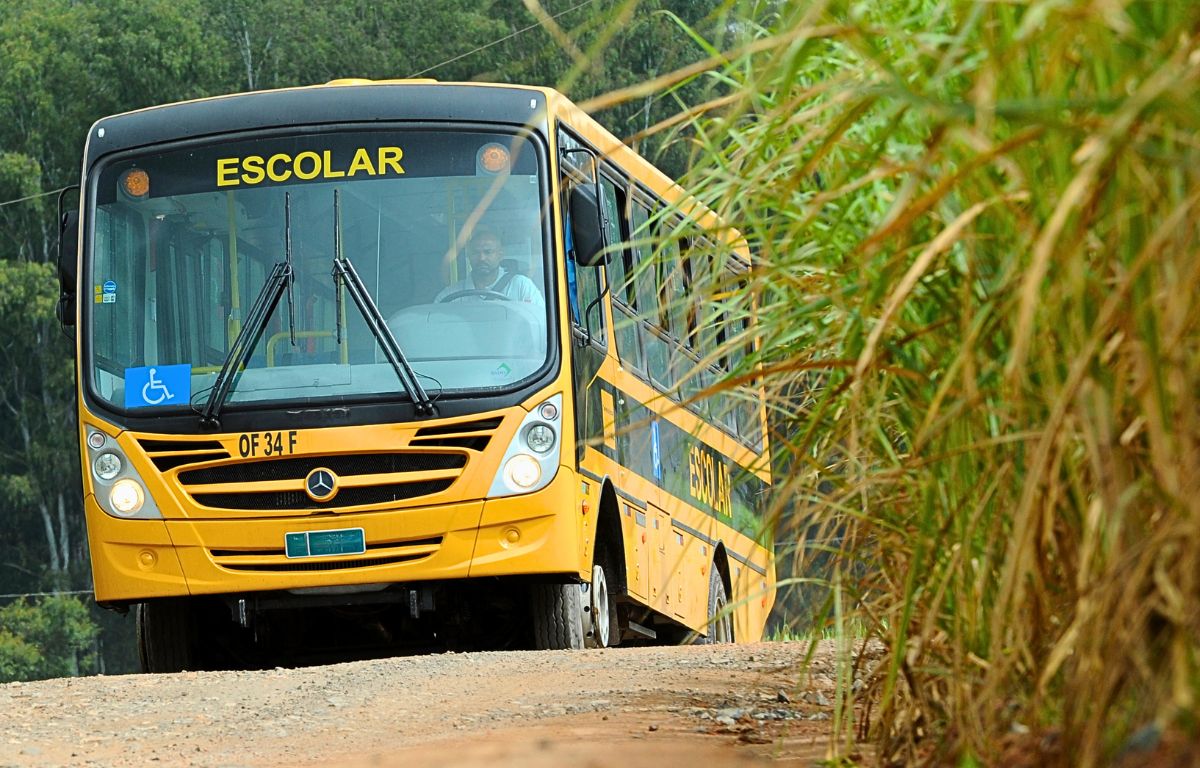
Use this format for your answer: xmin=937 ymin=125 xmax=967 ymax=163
xmin=626 ymin=620 xmax=657 ymax=640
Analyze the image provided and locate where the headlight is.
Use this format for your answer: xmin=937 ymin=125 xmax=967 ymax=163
xmin=524 ymin=423 xmax=556 ymax=454
xmin=93 ymin=452 xmax=122 ymax=481
xmin=489 ymin=394 xmax=562 ymax=498
xmin=110 ymin=479 xmax=145 ymax=515
xmin=84 ymin=428 xmax=163 ymax=519
xmin=504 ymin=454 xmax=542 ymax=489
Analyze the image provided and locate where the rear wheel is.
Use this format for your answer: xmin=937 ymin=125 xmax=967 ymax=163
xmin=531 ymin=582 xmax=585 ymax=650
xmin=697 ymin=567 xmax=733 ymax=644
xmin=136 ymin=598 xmax=196 ymax=672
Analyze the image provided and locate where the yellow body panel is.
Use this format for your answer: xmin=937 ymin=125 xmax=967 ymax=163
xmin=76 ymin=79 xmax=775 ymax=645
xmin=85 ymin=440 xmax=585 ymax=603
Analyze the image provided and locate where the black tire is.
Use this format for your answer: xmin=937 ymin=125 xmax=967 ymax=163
xmin=136 ymin=598 xmax=196 ymax=673
xmin=697 ymin=567 xmax=733 ymax=645
xmin=531 ymin=582 xmax=585 ymax=650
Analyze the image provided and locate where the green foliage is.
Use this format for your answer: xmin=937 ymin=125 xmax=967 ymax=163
xmin=199 ymin=0 xmax=509 ymax=89
xmin=0 ymin=0 xmax=225 ymax=184
xmin=485 ymin=0 xmax=731 ymax=177
xmin=0 ymin=629 xmax=40 ymax=681
xmin=0 ymin=260 xmax=56 ymax=321
xmin=656 ymin=0 xmax=1200 ymax=763
xmin=0 ymin=596 xmax=98 ymax=681
xmin=0 ymin=0 xmax=743 ymax=674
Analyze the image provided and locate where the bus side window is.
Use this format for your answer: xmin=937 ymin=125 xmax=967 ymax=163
xmin=601 ymin=176 xmax=641 ymax=372
xmin=563 ymin=179 xmax=606 ymax=346
xmin=726 ymin=293 xmax=762 ymax=447
xmin=685 ymin=240 xmax=716 ymax=351
xmin=93 ymin=206 xmax=146 ymax=375
xmin=658 ymin=225 xmax=688 ymax=397
xmin=574 ymin=247 xmax=605 ymax=345
xmin=659 ymin=235 xmax=685 ymax=340
xmin=631 ymin=200 xmax=670 ymax=389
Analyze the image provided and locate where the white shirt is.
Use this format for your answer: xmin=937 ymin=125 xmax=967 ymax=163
xmin=434 ymin=270 xmax=544 ymax=309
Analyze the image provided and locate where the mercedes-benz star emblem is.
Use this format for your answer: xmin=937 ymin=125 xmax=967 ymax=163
xmin=304 ymin=468 xmax=338 ymax=502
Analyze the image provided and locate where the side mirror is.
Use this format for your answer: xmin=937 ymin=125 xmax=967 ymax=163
xmin=56 ymin=209 xmax=78 ymax=328
xmin=568 ymin=183 xmax=608 ymax=267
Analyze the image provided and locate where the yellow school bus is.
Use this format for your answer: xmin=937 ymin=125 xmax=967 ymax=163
xmin=58 ymin=79 xmax=774 ymax=670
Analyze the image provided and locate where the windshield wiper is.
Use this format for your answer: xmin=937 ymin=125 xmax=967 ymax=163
xmin=329 ymin=189 xmax=436 ymax=418
xmin=199 ymin=193 xmax=297 ymax=429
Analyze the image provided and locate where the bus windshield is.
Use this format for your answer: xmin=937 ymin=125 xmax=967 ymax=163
xmin=86 ymin=128 xmax=551 ymax=413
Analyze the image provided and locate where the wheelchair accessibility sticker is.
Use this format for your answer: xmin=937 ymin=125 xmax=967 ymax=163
xmin=125 ymin=364 xmax=191 ymax=408
xmin=94 ymin=281 xmax=117 ymax=304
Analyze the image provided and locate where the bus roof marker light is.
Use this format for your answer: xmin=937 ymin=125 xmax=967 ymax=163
xmin=120 ymin=169 xmax=150 ymax=199
xmin=477 ymin=143 xmax=510 ymax=175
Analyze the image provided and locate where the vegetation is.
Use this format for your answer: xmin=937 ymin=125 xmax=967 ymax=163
xmin=0 ymin=0 xmax=729 ymax=677
xmin=3 ymin=1 xmax=1194 ymax=763
xmin=610 ymin=0 xmax=1198 ymax=764
xmin=0 ymin=595 xmax=97 ymax=681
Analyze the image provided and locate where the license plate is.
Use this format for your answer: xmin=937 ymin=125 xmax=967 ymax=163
xmin=284 ymin=528 xmax=366 ymax=559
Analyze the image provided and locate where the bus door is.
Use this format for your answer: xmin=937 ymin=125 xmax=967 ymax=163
xmin=565 ymin=209 xmax=607 ymax=464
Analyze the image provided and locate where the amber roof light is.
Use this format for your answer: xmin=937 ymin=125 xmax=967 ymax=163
xmin=478 ymin=143 xmax=510 ymax=174
xmin=120 ymin=169 xmax=150 ymax=199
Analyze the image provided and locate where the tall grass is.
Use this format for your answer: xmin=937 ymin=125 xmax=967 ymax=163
xmin=590 ymin=0 xmax=1200 ymax=764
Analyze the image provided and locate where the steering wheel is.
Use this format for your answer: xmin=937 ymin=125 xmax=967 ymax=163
xmin=437 ymin=289 xmax=512 ymax=303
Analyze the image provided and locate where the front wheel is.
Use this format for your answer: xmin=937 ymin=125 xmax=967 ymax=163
xmin=583 ymin=553 xmax=619 ymax=648
xmin=531 ymin=582 xmax=585 ymax=650
xmin=696 ymin=567 xmax=733 ymax=644
xmin=136 ymin=598 xmax=196 ymax=673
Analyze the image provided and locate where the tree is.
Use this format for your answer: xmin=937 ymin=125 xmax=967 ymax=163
xmin=200 ymin=0 xmax=509 ymax=90
xmin=482 ymin=0 xmax=732 ymax=178
xmin=0 ymin=596 xmax=98 ymax=681
xmin=0 ymin=0 xmax=746 ymax=672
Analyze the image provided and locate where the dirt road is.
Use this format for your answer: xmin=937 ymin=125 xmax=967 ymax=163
xmin=0 ymin=642 xmax=844 ymax=767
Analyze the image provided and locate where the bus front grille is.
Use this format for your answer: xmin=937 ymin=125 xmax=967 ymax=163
xmin=410 ymin=417 xmax=502 ymax=451
xmin=136 ymin=438 xmax=232 ymax=472
xmin=134 ymin=415 xmax=505 ymax=513
xmin=177 ymin=451 xmax=468 ymax=512
xmin=191 ymin=478 xmax=456 ymax=511
xmin=179 ymin=452 xmax=466 ymax=485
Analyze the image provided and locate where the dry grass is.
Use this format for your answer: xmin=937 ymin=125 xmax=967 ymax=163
xmin=596 ymin=0 xmax=1200 ymax=764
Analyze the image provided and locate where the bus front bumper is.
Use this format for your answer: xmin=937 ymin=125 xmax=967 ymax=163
xmin=86 ymin=468 xmax=582 ymax=604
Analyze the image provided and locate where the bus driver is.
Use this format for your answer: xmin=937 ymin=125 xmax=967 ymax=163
xmin=435 ymin=226 xmax=543 ymax=308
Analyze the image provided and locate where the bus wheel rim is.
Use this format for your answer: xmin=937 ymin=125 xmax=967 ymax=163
xmin=588 ymin=563 xmax=609 ymax=648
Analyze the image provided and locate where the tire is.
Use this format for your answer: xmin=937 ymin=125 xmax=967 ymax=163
xmin=531 ymin=582 xmax=585 ymax=650
xmin=584 ymin=548 xmax=619 ymax=649
xmin=697 ymin=567 xmax=733 ymax=645
xmin=136 ymin=598 xmax=196 ymax=673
